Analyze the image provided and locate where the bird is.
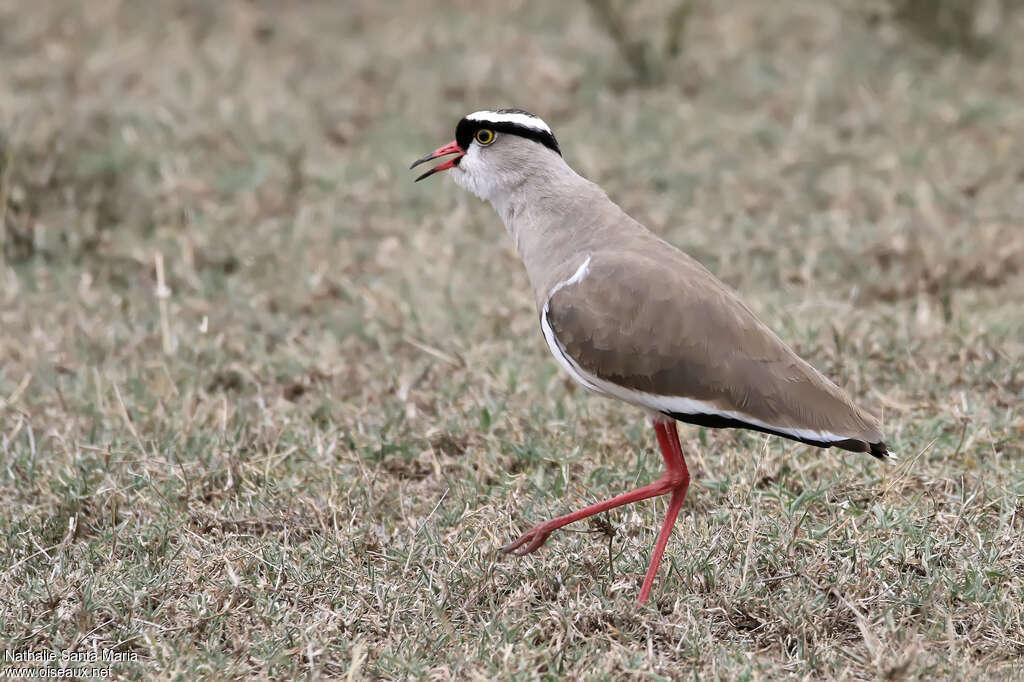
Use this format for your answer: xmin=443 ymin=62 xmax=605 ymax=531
xmin=410 ymin=108 xmax=891 ymax=605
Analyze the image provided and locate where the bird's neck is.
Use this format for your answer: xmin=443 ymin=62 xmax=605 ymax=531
xmin=489 ymin=162 xmax=631 ymax=310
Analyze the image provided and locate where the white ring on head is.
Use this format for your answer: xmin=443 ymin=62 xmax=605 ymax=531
xmin=466 ymin=110 xmax=552 ymax=136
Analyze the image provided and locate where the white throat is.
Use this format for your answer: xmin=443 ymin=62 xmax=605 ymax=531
xmin=450 ymin=146 xmax=529 ymax=232
xmin=451 ymin=145 xmax=512 ymax=203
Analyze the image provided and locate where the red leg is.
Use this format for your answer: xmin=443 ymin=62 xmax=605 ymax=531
xmin=501 ymin=419 xmax=691 ymax=603
xmin=638 ymin=420 xmax=689 ymax=603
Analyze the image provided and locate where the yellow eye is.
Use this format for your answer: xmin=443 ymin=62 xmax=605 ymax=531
xmin=475 ymin=129 xmax=495 ymax=145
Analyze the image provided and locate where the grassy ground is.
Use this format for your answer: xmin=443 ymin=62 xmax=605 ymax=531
xmin=2 ymin=0 xmax=1023 ymax=678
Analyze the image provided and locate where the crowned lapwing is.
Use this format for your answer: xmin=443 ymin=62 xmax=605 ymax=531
xmin=411 ymin=109 xmax=891 ymax=604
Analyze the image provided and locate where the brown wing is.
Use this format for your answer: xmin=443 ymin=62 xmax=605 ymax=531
xmin=545 ymin=248 xmax=887 ymax=455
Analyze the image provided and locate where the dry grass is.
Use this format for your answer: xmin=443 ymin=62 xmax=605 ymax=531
xmin=1 ymin=0 xmax=1023 ymax=679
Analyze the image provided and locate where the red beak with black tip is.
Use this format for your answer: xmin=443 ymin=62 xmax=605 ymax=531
xmin=410 ymin=140 xmax=464 ymax=182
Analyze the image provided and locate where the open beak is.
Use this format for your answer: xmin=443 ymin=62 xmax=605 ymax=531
xmin=409 ymin=140 xmax=464 ymax=182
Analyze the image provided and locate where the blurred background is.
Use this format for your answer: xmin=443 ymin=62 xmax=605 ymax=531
xmin=1 ymin=0 xmax=1022 ymax=678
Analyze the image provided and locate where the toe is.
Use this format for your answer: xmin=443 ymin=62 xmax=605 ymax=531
xmin=500 ymin=536 xmax=526 ymax=553
xmin=501 ymin=524 xmax=551 ymax=555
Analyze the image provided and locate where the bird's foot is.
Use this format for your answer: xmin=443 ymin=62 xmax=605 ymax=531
xmin=500 ymin=522 xmax=553 ymax=556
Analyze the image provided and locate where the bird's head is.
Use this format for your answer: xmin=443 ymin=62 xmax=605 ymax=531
xmin=410 ymin=109 xmax=562 ymax=202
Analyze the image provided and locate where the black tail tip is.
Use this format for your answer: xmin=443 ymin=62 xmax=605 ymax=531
xmin=870 ymin=441 xmax=892 ymax=460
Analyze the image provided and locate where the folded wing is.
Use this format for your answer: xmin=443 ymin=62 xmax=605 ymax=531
xmin=543 ymin=249 xmax=889 ymax=457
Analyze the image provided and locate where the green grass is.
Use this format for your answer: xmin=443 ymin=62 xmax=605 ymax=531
xmin=1 ymin=0 xmax=1023 ymax=678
